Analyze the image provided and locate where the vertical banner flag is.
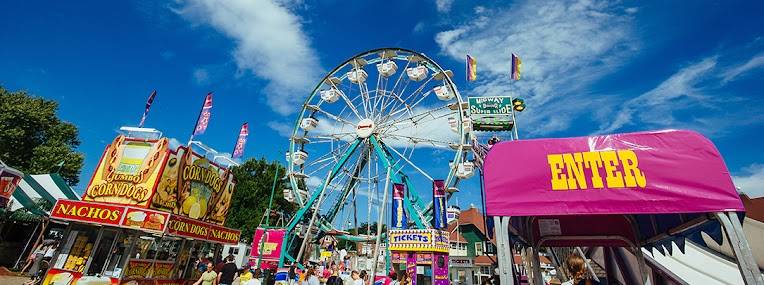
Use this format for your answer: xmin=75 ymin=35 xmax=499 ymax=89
xmin=138 ymin=90 xmax=157 ymax=127
xmin=433 ymin=253 xmax=450 ymax=285
xmin=406 ymin=252 xmax=418 ymax=285
xmin=466 ymin=55 xmax=477 ymax=81
xmin=193 ymin=93 xmax=213 ymax=135
xmin=511 ymin=53 xmax=522 ymax=80
xmin=232 ymin=122 xmax=249 ymax=158
xmin=392 ymin=183 xmax=408 ymax=229
xmin=432 ymin=180 xmax=447 ymax=229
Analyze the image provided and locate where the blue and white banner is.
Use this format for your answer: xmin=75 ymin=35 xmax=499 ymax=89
xmin=392 ymin=183 xmax=408 ymax=229
xmin=432 ymin=180 xmax=447 ymax=229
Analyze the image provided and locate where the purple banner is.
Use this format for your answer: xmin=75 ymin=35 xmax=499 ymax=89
xmin=433 ymin=253 xmax=449 ymax=285
xmin=193 ymin=93 xmax=213 ymax=135
xmin=484 ymin=130 xmax=744 ymax=217
xmin=432 ymin=180 xmax=447 ymax=229
xmin=232 ymin=122 xmax=249 ymax=158
xmin=392 ymin=183 xmax=408 ymax=229
xmin=406 ymin=252 xmax=417 ymax=285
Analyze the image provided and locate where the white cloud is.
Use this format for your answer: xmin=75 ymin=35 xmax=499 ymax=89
xmin=413 ymin=21 xmax=426 ymax=34
xmin=733 ymin=164 xmax=764 ymax=198
xmin=599 ymin=57 xmax=717 ymax=133
xmin=193 ymin=68 xmax=210 ymax=85
xmin=436 ymin=0 xmax=454 ymax=13
xmin=435 ymin=0 xmax=638 ymax=136
xmin=177 ymin=0 xmax=321 ymax=115
xmin=722 ymin=54 xmax=764 ymax=83
xmin=267 ymin=121 xmax=293 ymax=137
xmin=624 ymin=7 xmax=638 ymax=14
xmin=599 ymin=52 xmax=764 ymax=135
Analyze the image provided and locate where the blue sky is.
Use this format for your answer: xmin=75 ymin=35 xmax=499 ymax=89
xmin=1 ymin=0 xmax=763 ymax=215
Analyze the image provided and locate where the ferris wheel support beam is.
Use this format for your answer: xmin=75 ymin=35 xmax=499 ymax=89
xmin=369 ymin=135 xmax=428 ymax=229
xmin=325 ymin=151 xmax=369 ymax=225
xmin=279 ymin=138 xmax=363 ymax=267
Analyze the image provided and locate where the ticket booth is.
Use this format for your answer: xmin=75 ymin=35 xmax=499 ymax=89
xmin=388 ymin=229 xmax=449 ymax=285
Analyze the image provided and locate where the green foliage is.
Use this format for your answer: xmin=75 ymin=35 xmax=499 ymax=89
xmin=337 ymin=222 xmax=387 ymax=250
xmin=225 ymin=157 xmax=296 ymax=243
xmin=0 ymin=86 xmax=84 ymax=185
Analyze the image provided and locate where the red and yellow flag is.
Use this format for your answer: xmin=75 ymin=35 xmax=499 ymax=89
xmin=466 ymin=55 xmax=477 ymax=81
xmin=511 ymin=53 xmax=522 ymax=80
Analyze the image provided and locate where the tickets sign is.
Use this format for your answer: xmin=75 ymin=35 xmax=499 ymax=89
xmin=51 ymin=200 xmax=124 ymax=226
xmin=388 ymin=229 xmax=449 ymax=253
xmin=84 ymin=136 xmax=169 ymax=207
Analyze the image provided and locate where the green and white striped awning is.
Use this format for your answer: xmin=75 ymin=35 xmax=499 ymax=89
xmin=9 ymin=174 xmax=80 ymax=216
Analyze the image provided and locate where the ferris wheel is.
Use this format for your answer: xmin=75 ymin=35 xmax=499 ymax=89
xmin=281 ymin=48 xmax=473 ymax=261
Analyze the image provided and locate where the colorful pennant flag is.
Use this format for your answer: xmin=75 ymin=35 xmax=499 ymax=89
xmin=193 ymin=93 xmax=213 ymax=135
xmin=138 ymin=90 xmax=157 ymax=127
xmin=511 ymin=53 xmax=522 ymax=80
xmin=232 ymin=122 xmax=249 ymax=158
xmin=466 ymin=55 xmax=477 ymax=81
xmin=432 ymin=180 xmax=447 ymax=229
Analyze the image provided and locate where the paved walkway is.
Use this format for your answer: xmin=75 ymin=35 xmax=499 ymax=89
xmin=0 ymin=275 xmax=30 ymax=285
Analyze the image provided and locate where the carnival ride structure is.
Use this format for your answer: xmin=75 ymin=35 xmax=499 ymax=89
xmin=279 ymin=48 xmax=474 ymax=267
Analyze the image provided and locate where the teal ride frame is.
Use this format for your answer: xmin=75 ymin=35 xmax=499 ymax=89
xmin=277 ymin=135 xmax=431 ymax=267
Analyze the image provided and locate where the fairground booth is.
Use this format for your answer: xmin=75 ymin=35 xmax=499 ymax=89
xmin=388 ymin=229 xmax=450 ymax=285
xmin=386 ymin=181 xmax=451 ymax=285
xmin=484 ymin=130 xmax=763 ymax=285
xmin=43 ymin=133 xmax=241 ymax=285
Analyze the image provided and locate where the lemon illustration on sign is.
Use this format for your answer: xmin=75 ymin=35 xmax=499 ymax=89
xmin=183 ymin=187 xmax=208 ymax=219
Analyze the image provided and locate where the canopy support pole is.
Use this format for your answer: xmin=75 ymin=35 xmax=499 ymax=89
xmin=716 ymin=212 xmax=764 ymax=285
xmin=494 ymin=216 xmax=515 ymax=285
xmin=531 ymin=247 xmax=543 ymax=285
xmin=634 ymin=246 xmax=652 ymax=285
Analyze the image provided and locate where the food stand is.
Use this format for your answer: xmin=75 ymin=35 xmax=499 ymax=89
xmin=0 ymin=161 xmax=23 ymax=209
xmin=43 ymin=134 xmax=241 ymax=285
xmin=388 ymin=229 xmax=450 ymax=285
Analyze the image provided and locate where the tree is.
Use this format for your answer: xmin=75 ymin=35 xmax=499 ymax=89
xmin=225 ymin=157 xmax=297 ymax=243
xmin=0 ymin=86 xmax=84 ymax=185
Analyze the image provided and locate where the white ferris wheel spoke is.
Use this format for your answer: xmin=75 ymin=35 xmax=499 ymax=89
xmin=384 ymin=141 xmax=434 ymax=181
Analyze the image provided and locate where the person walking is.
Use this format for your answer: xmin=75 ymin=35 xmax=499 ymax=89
xmin=194 ymin=262 xmax=217 ymax=285
xmin=303 ymin=268 xmax=320 ymax=285
xmin=218 ymin=255 xmax=239 ymax=285
xmin=561 ymin=254 xmax=600 ymax=285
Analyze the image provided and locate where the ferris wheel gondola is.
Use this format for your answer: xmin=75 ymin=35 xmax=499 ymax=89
xmin=280 ymin=48 xmax=472 ymax=265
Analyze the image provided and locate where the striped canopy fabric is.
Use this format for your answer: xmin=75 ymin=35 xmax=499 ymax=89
xmin=9 ymin=174 xmax=80 ymax=216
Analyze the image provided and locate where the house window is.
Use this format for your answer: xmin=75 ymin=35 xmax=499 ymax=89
xmin=475 ymin=242 xmax=483 ymax=255
xmin=480 ymin=266 xmax=492 ymax=275
xmin=459 ymin=243 xmax=467 ymax=251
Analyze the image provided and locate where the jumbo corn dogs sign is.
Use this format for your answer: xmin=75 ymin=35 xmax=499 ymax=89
xmin=83 ymin=135 xmax=168 ymax=207
xmin=83 ymin=135 xmax=236 ymax=225
xmin=484 ymin=130 xmax=744 ymax=216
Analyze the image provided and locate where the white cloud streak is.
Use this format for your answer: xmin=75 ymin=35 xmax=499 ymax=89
xmin=436 ymin=0 xmax=638 ymax=136
xmin=722 ymin=54 xmax=764 ymax=83
xmin=599 ymin=57 xmax=717 ymax=133
xmin=177 ymin=0 xmax=321 ymax=115
xmin=733 ymin=164 xmax=764 ymax=198
xmin=436 ymin=0 xmax=454 ymax=13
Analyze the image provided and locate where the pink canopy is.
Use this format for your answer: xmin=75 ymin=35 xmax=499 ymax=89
xmin=485 ymin=130 xmax=744 ymax=217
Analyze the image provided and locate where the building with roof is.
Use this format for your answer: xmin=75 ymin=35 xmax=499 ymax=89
xmin=447 ymin=206 xmax=497 ymax=285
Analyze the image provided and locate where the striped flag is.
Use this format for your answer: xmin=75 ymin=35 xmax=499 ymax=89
xmin=511 ymin=53 xmax=522 ymax=80
xmin=193 ymin=93 xmax=213 ymax=135
xmin=138 ymin=90 xmax=157 ymax=127
xmin=466 ymin=55 xmax=477 ymax=81
xmin=232 ymin=122 xmax=249 ymax=158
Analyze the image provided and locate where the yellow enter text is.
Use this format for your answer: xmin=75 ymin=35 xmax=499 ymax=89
xmin=547 ymin=150 xmax=646 ymax=190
